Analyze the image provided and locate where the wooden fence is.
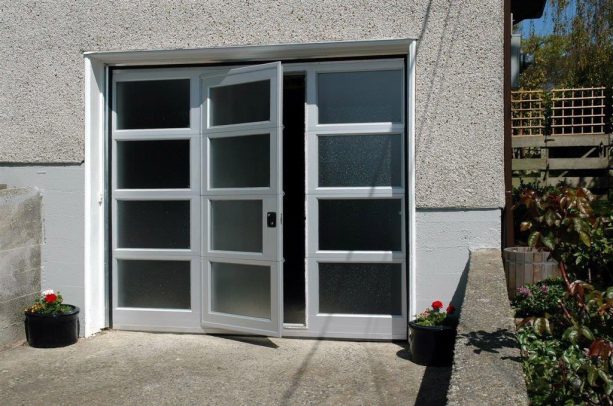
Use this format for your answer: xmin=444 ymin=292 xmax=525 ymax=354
xmin=512 ymin=87 xmax=612 ymax=197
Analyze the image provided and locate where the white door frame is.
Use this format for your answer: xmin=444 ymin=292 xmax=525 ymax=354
xmin=201 ymin=62 xmax=284 ymax=336
xmin=83 ymin=39 xmax=417 ymax=337
xmin=110 ymin=68 xmax=202 ymax=331
xmin=283 ymin=59 xmax=407 ymax=339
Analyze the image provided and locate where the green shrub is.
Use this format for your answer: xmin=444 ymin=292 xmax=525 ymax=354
xmin=517 ymin=283 xmax=613 ymax=405
xmin=512 ymin=278 xmax=566 ymax=317
xmin=518 ymin=328 xmax=613 ymax=405
xmin=514 ymin=186 xmax=612 ymax=287
xmin=512 ymin=185 xmax=613 ymax=403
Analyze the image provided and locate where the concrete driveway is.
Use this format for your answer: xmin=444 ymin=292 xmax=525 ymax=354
xmin=0 ymin=330 xmax=449 ymax=405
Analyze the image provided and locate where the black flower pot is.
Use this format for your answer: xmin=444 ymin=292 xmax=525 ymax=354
xmin=408 ymin=321 xmax=456 ymax=366
xmin=24 ymin=305 xmax=80 ymax=348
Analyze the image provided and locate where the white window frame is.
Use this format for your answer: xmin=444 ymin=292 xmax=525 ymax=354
xmin=83 ymin=39 xmax=417 ymax=337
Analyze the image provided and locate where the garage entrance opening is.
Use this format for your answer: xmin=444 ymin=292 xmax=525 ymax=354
xmin=110 ymin=59 xmax=407 ymax=339
xmin=282 ymin=74 xmax=306 ymax=325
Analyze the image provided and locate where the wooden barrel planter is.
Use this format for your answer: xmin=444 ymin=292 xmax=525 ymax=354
xmin=503 ymin=247 xmax=559 ymax=298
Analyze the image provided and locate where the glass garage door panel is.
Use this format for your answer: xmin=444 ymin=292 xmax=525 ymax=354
xmin=211 ymin=262 xmax=271 ymax=319
xmin=318 ymin=134 xmax=401 ymax=187
xmin=117 ymin=260 xmax=191 ymax=309
xmin=319 ymin=199 xmax=402 ymax=251
xmin=319 ymin=263 xmax=402 ymax=315
xmin=211 ymin=200 xmax=263 ymax=252
xmin=117 ymin=140 xmax=190 ymax=189
xmin=116 ymin=79 xmax=190 ymax=129
xmin=317 ymin=70 xmax=402 ymax=124
xmin=210 ymin=134 xmax=270 ymax=188
xmin=202 ymin=62 xmax=282 ymax=336
xmin=210 ymin=80 xmax=270 ymax=126
xmin=117 ymin=200 xmax=190 ymax=249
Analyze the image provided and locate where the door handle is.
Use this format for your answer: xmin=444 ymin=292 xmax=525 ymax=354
xmin=267 ymin=212 xmax=276 ymax=228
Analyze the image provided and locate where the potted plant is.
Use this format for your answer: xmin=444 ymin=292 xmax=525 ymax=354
xmin=24 ymin=289 xmax=79 ymax=348
xmin=408 ymin=300 xmax=457 ymax=366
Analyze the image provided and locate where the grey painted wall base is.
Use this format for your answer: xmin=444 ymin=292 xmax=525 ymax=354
xmin=414 ymin=209 xmax=501 ymax=315
xmin=0 ymin=187 xmax=42 ymax=347
xmin=0 ymin=166 xmax=85 ymax=336
xmin=0 ymin=166 xmax=502 ymax=337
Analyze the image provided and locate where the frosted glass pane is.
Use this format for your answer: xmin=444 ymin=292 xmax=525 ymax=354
xmin=116 ymin=79 xmax=190 ymax=129
xmin=211 ymin=200 xmax=262 ymax=252
xmin=210 ymin=80 xmax=270 ymax=126
xmin=117 ymin=201 xmax=190 ymax=249
xmin=319 ymin=135 xmax=401 ymax=187
xmin=210 ymin=134 xmax=270 ymax=188
xmin=117 ymin=140 xmax=190 ymax=189
xmin=211 ymin=262 xmax=271 ymax=319
xmin=319 ymin=199 xmax=401 ymax=251
xmin=319 ymin=263 xmax=401 ymax=315
xmin=317 ymin=70 xmax=402 ymax=123
xmin=118 ymin=260 xmax=190 ymax=309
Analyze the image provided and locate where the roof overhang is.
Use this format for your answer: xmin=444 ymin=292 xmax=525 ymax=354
xmin=512 ymin=0 xmax=547 ymax=24
xmin=83 ymin=38 xmax=416 ymax=66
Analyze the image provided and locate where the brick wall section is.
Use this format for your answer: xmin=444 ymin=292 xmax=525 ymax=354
xmin=0 ymin=187 xmax=42 ymax=348
xmin=447 ymin=249 xmax=528 ymax=405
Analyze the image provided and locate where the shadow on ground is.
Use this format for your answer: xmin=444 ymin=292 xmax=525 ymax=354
xmin=458 ymin=328 xmax=522 ymax=362
xmin=396 ymin=342 xmax=452 ymax=406
xmin=213 ymin=334 xmax=279 ymax=349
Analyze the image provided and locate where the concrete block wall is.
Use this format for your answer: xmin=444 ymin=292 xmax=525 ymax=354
xmin=0 ymin=187 xmax=42 ymax=348
xmin=0 ymin=166 xmax=85 ymax=336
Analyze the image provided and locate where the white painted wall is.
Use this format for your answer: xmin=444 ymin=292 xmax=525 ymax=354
xmin=414 ymin=209 xmax=501 ymax=316
xmin=0 ymin=166 xmax=85 ymax=334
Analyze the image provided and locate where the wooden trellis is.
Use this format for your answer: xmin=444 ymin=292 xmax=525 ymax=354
xmin=551 ymin=87 xmax=606 ymax=135
xmin=511 ymin=87 xmax=612 ymax=198
xmin=511 ymin=90 xmax=545 ymax=136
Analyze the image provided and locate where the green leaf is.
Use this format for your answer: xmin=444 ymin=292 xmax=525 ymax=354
xmin=580 ymin=326 xmax=595 ymax=341
xmin=578 ymin=231 xmax=591 ymax=246
xmin=528 ymin=231 xmax=541 ymax=248
xmin=563 ymin=327 xmax=579 ymax=344
xmin=544 ymin=210 xmax=555 ymax=227
xmin=542 ymin=232 xmax=556 ymax=251
xmin=605 ymin=379 xmax=613 ymax=397
xmin=606 ymin=287 xmax=613 ymax=300
xmin=587 ymin=366 xmax=597 ymax=386
xmin=599 ymin=371 xmax=613 ymax=396
xmin=533 ymin=317 xmax=551 ymax=336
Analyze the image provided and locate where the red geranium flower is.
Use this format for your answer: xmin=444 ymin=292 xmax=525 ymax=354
xmin=431 ymin=300 xmax=443 ymax=310
xmin=45 ymin=293 xmax=57 ymax=304
xmin=446 ymin=304 xmax=455 ymax=314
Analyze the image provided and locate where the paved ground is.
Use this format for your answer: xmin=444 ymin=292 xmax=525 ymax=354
xmin=0 ymin=330 xmax=449 ymax=405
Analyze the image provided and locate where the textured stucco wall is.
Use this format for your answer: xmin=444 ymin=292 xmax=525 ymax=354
xmin=0 ymin=187 xmax=42 ymax=347
xmin=0 ymin=0 xmax=504 ymax=208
